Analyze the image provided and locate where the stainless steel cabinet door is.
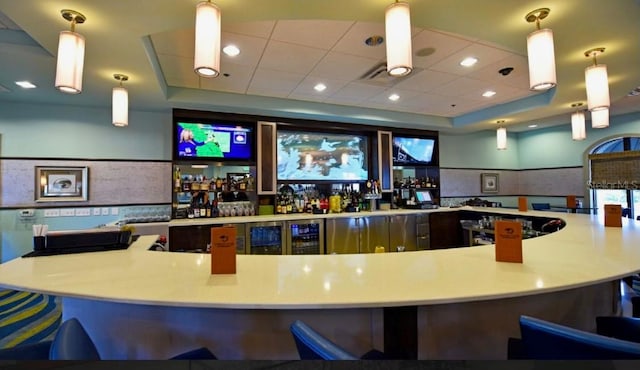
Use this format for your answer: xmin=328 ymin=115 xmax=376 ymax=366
xmin=325 ymin=218 xmax=359 ymax=254
xmin=388 ymin=214 xmax=417 ymax=251
xmin=359 ymin=216 xmax=389 ymax=253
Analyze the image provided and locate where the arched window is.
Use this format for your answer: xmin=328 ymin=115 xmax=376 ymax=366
xmin=589 ymin=137 xmax=640 ymax=219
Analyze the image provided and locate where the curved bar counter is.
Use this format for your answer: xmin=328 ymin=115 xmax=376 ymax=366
xmin=0 ymin=207 xmax=639 ymax=359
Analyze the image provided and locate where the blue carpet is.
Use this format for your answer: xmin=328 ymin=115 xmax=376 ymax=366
xmin=0 ymin=290 xmax=61 ymax=349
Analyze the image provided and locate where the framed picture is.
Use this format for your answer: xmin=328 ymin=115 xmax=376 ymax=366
xmin=481 ymin=173 xmax=499 ymax=193
xmin=35 ymin=166 xmax=88 ymax=202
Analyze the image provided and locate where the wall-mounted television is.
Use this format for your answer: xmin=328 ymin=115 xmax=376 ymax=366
xmin=392 ymin=135 xmax=436 ymax=166
xmin=277 ymin=130 xmax=368 ymax=181
xmin=174 ymin=121 xmax=254 ymax=161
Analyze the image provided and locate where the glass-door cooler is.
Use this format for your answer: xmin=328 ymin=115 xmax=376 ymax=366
xmin=286 ymin=219 xmax=324 ymax=255
xmin=246 ymin=221 xmax=286 ymax=255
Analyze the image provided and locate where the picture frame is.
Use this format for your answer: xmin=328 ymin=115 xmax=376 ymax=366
xmin=35 ymin=166 xmax=88 ymax=202
xmin=481 ymin=173 xmax=499 ymax=193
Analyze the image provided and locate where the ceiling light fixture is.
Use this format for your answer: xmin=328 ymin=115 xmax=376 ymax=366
xmin=496 ymin=120 xmax=507 ymax=150
xmin=584 ymin=47 xmax=610 ymax=112
xmin=496 ymin=127 xmax=507 ymax=150
xmin=15 ymin=81 xmax=36 ymax=89
xmin=55 ymin=9 xmax=86 ymax=94
xmin=222 ymin=45 xmax=240 ymax=57
xmin=314 ymin=83 xmax=327 ymax=92
xmin=385 ymin=1 xmax=412 ymax=77
xmin=528 ymin=124 xmax=538 ymax=128
xmin=112 ymin=74 xmax=129 ymax=127
xmin=570 ymin=103 xmax=586 ymax=141
xmin=460 ymin=57 xmax=478 ymax=67
xmin=525 ymin=8 xmax=556 ymax=91
xmin=388 ymin=93 xmax=400 ymax=101
xmin=194 ymin=1 xmax=221 ymax=77
xmin=482 ymin=90 xmax=496 ymax=98
xmin=591 ymin=107 xmax=609 ymax=129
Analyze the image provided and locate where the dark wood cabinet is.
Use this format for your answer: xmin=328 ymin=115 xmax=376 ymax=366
xmin=429 ymin=211 xmax=463 ymax=249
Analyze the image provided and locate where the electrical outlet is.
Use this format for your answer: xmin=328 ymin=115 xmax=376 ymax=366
xmin=75 ymin=208 xmax=91 ymax=216
xmin=18 ymin=209 xmax=35 ymax=218
xmin=44 ymin=209 xmax=61 ymax=217
xmin=111 ymin=207 xmax=119 ymax=215
xmin=101 ymin=208 xmax=110 ymax=216
xmin=93 ymin=208 xmax=101 ymax=216
xmin=60 ymin=209 xmax=75 ymax=217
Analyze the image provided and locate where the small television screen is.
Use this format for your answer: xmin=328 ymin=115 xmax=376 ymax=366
xmin=392 ymin=136 xmax=436 ymax=165
xmin=415 ymin=189 xmax=433 ymax=203
xmin=175 ymin=122 xmax=253 ymax=160
xmin=277 ymin=130 xmax=368 ymax=181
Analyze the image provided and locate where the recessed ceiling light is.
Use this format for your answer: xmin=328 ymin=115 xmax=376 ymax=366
xmin=222 ymin=45 xmax=240 ymax=57
xmin=482 ymin=90 xmax=496 ymax=97
xmin=528 ymin=124 xmax=538 ymax=128
xmin=15 ymin=81 xmax=36 ymax=89
xmin=460 ymin=57 xmax=478 ymax=67
xmin=314 ymin=83 xmax=327 ymax=92
xmin=388 ymin=93 xmax=400 ymax=101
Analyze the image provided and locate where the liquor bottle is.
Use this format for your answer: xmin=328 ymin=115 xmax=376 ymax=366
xmin=174 ymin=167 xmax=181 ymax=192
xmin=200 ymin=201 xmax=207 ymax=218
xmin=206 ymin=200 xmax=212 ymax=218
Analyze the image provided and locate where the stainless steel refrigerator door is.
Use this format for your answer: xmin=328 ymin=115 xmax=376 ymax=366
xmin=416 ymin=213 xmax=431 ymax=250
xmin=246 ymin=221 xmax=286 ymax=255
xmin=359 ymin=216 xmax=389 ymax=253
xmin=286 ymin=219 xmax=325 ymax=255
xmin=325 ymin=217 xmax=358 ymax=254
xmin=388 ymin=214 xmax=417 ymax=252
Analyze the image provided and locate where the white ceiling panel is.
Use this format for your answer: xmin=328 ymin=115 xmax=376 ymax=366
xmin=393 ymin=69 xmax=459 ymax=93
xmin=247 ymin=68 xmax=306 ymax=97
xmin=271 ymin=20 xmax=354 ymax=50
xmin=257 ymin=40 xmax=327 ymax=75
xmin=222 ymin=21 xmax=276 ymax=39
xmin=411 ymin=29 xmax=474 ymax=69
xmin=429 ymin=43 xmax=514 ymax=77
xmin=198 ymin=63 xmax=255 ymax=94
xmin=309 ymin=51 xmax=380 ymax=81
xmin=331 ymin=22 xmax=387 ymax=59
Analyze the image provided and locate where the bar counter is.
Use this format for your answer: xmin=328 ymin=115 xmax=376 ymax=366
xmin=0 ymin=206 xmax=639 ymax=359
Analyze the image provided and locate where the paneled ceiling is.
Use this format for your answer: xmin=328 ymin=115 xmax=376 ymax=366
xmin=0 ymin=0 xmax=639 ymax=134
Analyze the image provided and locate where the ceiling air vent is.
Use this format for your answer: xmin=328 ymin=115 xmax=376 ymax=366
xmin=358 ymin=62 xmax=415 ymax=87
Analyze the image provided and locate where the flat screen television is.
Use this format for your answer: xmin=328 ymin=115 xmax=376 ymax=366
xmin=174 ymin=121 xmax=254 ymax=161
xmin=392 ymin=136 xmax=436 ymax=165
xmin=277 ymin=130 xmax=368 ymax=181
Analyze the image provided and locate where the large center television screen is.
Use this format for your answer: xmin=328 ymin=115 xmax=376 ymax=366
xmin=392 ymin=136 xmax=436 ymax=165
xmin=277 ymin=130 xmax=368 ymax=181
xmin=175 ymin=121 xmax=253 ymax=161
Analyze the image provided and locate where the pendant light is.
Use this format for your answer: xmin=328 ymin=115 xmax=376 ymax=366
xmin=194 ymin=1 xmax=221 ymax=78
xmin=496 ymin=122 xmax=507 ymax=150
xmin=385 ymin=1 xmax=412 ymax=77
xmin=55 ymin=9 xmax=86 ymax=94
xmin=571 ymin=103 xmax=586 ymax=141
xmin=591 ymin=108 xmax=609 ymax=129
xmin=112 ymin=74 xmax=129 ymax=127
xmin=525 ymin=8 xmax=556 ymax=90
xmin=584 ymin=47 xmax=609 ymax=111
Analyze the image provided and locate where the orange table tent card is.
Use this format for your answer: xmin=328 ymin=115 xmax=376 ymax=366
xmin=518 ymin=197 xmax=528 ymax=212
xmin=211 ymin=225 xmax=237 ymax=274
xmin=604 ymin=204 xmax=622 ymax=227
xmin=494 ymin=220 xmax=523 ymax=263
xmin=566 ymin=195 xmax=576 ymax=208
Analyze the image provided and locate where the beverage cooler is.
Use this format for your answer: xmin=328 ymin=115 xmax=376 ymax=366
xmin=286 ymin=219 xmax=324 ymax=255
xmin=246 ymin=221 xmax=286 ymax=255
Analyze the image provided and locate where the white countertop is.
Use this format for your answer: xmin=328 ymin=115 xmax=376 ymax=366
xmin=1 ymin=207 xmax=639 ymax=309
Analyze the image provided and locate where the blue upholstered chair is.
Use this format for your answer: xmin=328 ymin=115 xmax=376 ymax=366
xmin=596 ymin=316 xmax=640 ymax=343
xmin=289 ymin=320 xmax=386 ymax=360
xmin=50 ymin=318 xmax=216 ymax=360
xmin=515 ymin=315 xmax=640 ymax=359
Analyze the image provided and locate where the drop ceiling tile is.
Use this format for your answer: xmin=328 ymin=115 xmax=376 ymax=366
xmin=223 ymin=21 xmax=276 ymax=38
xmin=327 ymin=82 xmax=387 ymax=103
xmin=271 ymin=20 xmax=354 ymax=50
xmin=434 ymin=77 xmax=493 ymax=97
xmin=220 ymin=31 xmax=269 ymax=68
xmin=466 ymin=53 xmax=529 ymax=82
xmin=411 ymin=29 xmax=474 ymax=69
xmin=365 ymin=88 xmax=422 ymax=107
xmin=428 ymin=42 xmax=513 ymax=76
xmin=258 ymin=40 xmax=327 ymax=75
xmin=458 ymin=84 xmax=529 ymax=103
xmin=247 ymin=68 xmax=306 ymax=97
xmin=309 ymin=51 xmax=380 ymax=81
xmin=331 ymin=21 xmax=386 ymax=59
xmin=393 ymin=69 xmax=459 ymax=92
xmin=198 ymin=63 xmax=255 ymax=94
xmin=289 ymin=76 xmax=349 ymax=98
